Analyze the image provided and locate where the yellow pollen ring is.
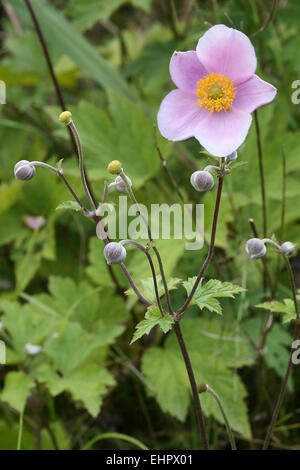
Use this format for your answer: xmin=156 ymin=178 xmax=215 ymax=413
xmin=195 ymin=72 xmax=236 ymax=113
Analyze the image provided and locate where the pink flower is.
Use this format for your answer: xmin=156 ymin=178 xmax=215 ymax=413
xmin=157 ymin=24 xmax=277 ymax=157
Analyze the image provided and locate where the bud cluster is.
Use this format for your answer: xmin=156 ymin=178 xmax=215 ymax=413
xmin=245 ymin=237 xmax=296 ymax=259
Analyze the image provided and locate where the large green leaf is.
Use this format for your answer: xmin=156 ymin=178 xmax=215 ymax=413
xmin=142 ymin=318 xmax=253 ymax=437
xmin=35 ymin=363 xmax=115 ymax=417
xmin=44 ymin=320 xmax=123 ymax=374
xmin=1 ymin=371 xmax=34 ymax=412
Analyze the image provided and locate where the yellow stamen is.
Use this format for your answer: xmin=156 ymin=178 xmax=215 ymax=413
xmin=195 ymin=72 xmax=236 ymax=113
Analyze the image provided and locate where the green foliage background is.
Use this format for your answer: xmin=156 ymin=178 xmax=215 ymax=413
xmin=0 ymin=0 xmax=299 ymax=450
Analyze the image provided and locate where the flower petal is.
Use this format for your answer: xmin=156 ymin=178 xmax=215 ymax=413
xmin=233 ymin=74 xmax=277 ymax=113
xmin=196 ymin=24 xmax=257 ymax=83
xmin=169 ymin=51 xmax=208 ymax=92
xmin=194 ymin=108 xmax=252 ymax=157
xmin=157 ymin=89 xmax=206 ymax=141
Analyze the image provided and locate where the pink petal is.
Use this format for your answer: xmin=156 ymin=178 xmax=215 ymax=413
xmin=169 ymin=51 xmax=208 ymax=92
xmin=157 ymin=89 xmax=206 ymax=141
xmin=194 ymin=108 xmax=252 ymax=157
xmin=233 ymin=74 xmax=277 ymax=113
xmin=196 ymin=24 xmax=257 ymax=83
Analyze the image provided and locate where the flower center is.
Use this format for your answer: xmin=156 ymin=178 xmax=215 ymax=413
xmin=195 ymin=72 xmax=236 ymax=113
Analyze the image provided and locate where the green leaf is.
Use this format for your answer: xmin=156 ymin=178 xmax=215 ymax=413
xmin=44 ymin=321 xmax=124 ymax=374
xmin=63 ymin=364 xmax=115 ymax=417
xmin=142 ymin=318 xmax=253 ymax=437
xmin=125 ymin=275 xmax=181 ymax=302
xmin=7 ymin=0 xmax=136 ymax=101
xmin=56 ymin=200 xmax=82 ymax=212
xmin=256 ymin=299 xmax=297 ymax=324
xmin=183 ymin=278 xmax=245 ymax=315
xmin=1 ymin=371 xmax=34 ymax=412
xmin=35 ymin=363 xmax=115 ymax=417
xmin=1 ymin=300 xmax=56 ymax=354
xmin=131 ymin=306 xmax=174 ymax=344
xmin=242 ymin=318 xmax=293 ymax=390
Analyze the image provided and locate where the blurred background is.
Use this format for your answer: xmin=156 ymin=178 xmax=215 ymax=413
xmin=0 ymin=0 xmax=299 ymax=450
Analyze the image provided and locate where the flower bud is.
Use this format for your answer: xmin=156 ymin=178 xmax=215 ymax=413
xmin=59 ymin=110 xmax=72 ymax=123
xmin=190 ymin=170 xmax=214 ymax=192
xmin=104 ymin=242 xmax=126 ymax=265
xmin=14 ymin=160 xmax=36 ymax=181
xmin=114 ymin=175 xmax=132 ymax=193
xmin=245 ymin=238 xmax=266 ymax=259
xmin=197 ymin=382 xmax=208 ymax=394
xmin=108 ymin=160 xmax=122 ymax=175
xmin=226 ymin=151 xmax=238 ymax=162
xmin=281 ymin=241 xmax=295 ymax=256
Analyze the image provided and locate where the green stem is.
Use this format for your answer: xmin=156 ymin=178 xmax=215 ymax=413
xmin=82 ymin=432 xmax=148 ymax=450
xmin=67 ymin=120 xmax=96 ymax=211
xmin=206 ymin=385 xmax=237 ymax=450
xmin=263 ymin=255 xmax=300 ymax=449
xmin=17 ymin=407 xmax=24 ymax=450
xmin=254 ymin=110 xmax=267 ymax=237
xmin=173 ymin=323 xmax=209 ymax=449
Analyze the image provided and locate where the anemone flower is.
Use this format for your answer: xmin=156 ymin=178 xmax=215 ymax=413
xmin=157 ymin=24 xmax=277 ymax=157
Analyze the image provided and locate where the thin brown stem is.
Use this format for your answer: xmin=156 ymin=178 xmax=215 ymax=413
xmin=263 ymin=256 xmax=300 ymax=449
xmin=176 ymin=164 xmax=224 ymax=318
xmin=120 ymin=170 xmax=174 ymax=313
xmin=274 ymin=146 xmax=286 ymax=289
xmin=254 ymin=110 xmax=267 ymax=237
xmin=250 ymin=0 xmax=278 ymax=38
xmin=24 ymin=0 xmax=77 ymax=154
xmin=173 ymin=323 xmax=209 ymax=449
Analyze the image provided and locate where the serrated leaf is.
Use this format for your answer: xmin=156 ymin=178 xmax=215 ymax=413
xmin=1 ymin=371 xmax=34 ymax=412
xmin=56 ymin=200 xmax=82 ymax=212
xmin=131 ymin=306 xmax=174 ymax=344
xmin=63 ymin=364 xmax=115 ymax=417
xmin=183 ymin=278 xmax=245 ymax=315
xmin=35 ymin=363 xmax=115 ymax=417
xmin=125 ymin=275 xmax=182 ymax=303
xmin=256 ymin=299 xmax=297 ymax=324
xmin=44 ymin=320 xmax=124 ymax=374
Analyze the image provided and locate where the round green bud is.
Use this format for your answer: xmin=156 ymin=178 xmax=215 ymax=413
xmin=59 ymin=111 xmax=72 ymax=123
xmin=197 ymin=382 xmax=208 ymax=394
xmin=108 ymin=160 xmax=122 ymax=175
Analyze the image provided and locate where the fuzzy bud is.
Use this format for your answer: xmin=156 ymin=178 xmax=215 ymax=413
xmin=226 ymin=151 xmax=238 ymax=162
xmin=245 ymin=238 xmax=266 ymax=259
xmin=14 ymin=160 xmax=36 ymax=181
xmin=190 ymin=171 xmax=214 ymax=192
xmin=104 ymin=242 xmax=126 ymax=265
xmin=281 ymin=241 xmax=295 ymax=256
xmin=197 ymin=382 xmax=208 ymax=394
xmin=59 ymin=111 xmax=72 ymax=123
xmin=114 ymin=175 xmax=132 ymax=193
xmin=108 ymin=160 xmax=122 ymax=175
